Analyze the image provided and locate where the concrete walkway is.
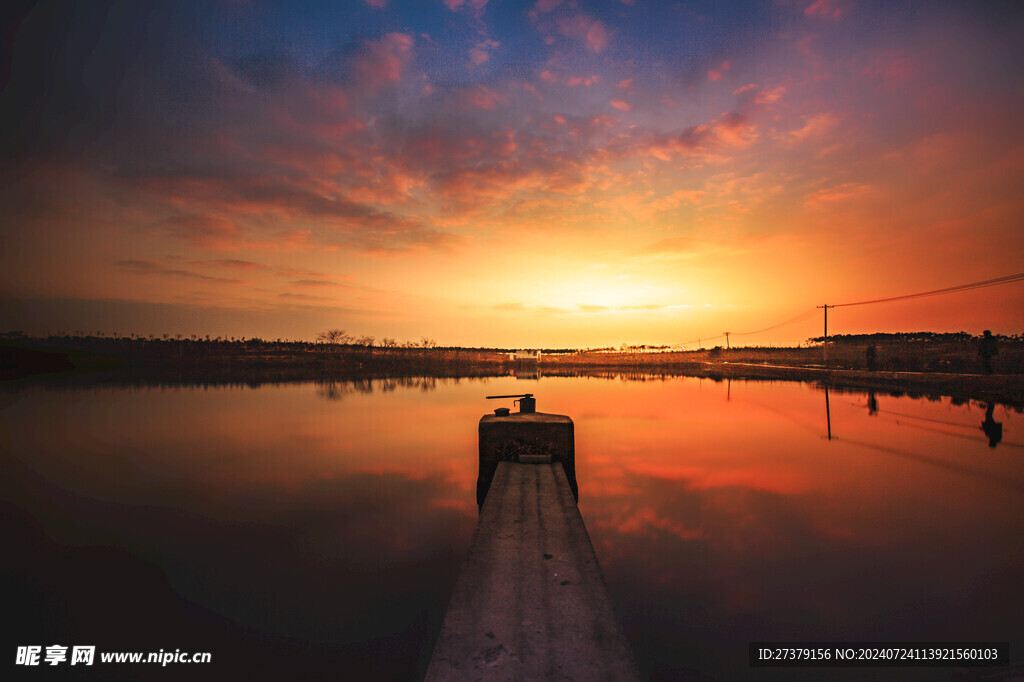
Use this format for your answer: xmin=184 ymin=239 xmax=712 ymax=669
xmin=426 ymin=461 xmax=640 ymax=681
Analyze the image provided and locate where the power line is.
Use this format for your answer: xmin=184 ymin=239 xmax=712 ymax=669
xmin=678 ymin=308 xmax=817 ymax=347
xmin=832 ymin=272 xmax=1024 ymax=308
xmin=677 ymin=271 xmax=1023 ymax=348
xmin=732 ymin=308 xmax=819 ymax=336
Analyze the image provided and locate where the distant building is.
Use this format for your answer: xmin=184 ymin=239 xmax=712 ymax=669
xmin=513 ymin=349 xmax=542 ymax=362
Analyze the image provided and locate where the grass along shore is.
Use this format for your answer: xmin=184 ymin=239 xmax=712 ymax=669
xmin=2 ymin=334 xmax=1021 ymax=406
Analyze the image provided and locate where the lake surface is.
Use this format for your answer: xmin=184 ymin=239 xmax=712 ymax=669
xmin=2 ymin=375 xmax=1022 ymax=680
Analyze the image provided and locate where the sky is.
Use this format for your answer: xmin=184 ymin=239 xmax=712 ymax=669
xmin=1 ymin=0 xmax=1022 ymax=348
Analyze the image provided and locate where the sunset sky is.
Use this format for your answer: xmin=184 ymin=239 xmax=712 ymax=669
xmin=2 ymin=0 xmax=1021 ymax=348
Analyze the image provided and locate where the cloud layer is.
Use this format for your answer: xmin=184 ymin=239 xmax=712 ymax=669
xmin=2 ymin=0 xmax=1021 ymax=344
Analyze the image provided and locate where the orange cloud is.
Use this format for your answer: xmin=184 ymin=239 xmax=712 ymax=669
xmin=613 ymin=506 xmax=703 ymax=541
xmin=624 ymin=461 xmax=810 ymax=495
xmin=803 ymin=182 xmax=873 ymax=208
xmin=633 ymin=111 xmax=759 ymax=162
xmin=117 ymin=259 xmax=247 ymax=285
xmin=786 ymin=112 xmax=840 ymax=144
xmin=161 ymin=215 xmax=242 ymax=251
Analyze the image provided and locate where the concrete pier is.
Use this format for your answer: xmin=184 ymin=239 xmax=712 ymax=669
xmin=425 ymin=461 xmax=640 ymax=681
xmin=477 ymin=411 xmax=576 ymax=507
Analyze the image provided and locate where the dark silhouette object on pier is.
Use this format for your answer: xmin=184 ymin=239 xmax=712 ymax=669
xmin=978 ymin=330 xmax=998 ymax=374
xmin=865 ymin=345 xmax=877 ymax=371
xmin=980 ymin=402 xmax=1003 ymax=449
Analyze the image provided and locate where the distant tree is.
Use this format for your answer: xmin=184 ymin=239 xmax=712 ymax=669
xmin=380 ymin=337 xmax=397 ymax=348
xmin=317 ymin=329 xmax=351 ymax=346
xmin=356 ymin=335 xmax=375 ymax=347
xmin=420 ymin=337 xmax=436 ymax=348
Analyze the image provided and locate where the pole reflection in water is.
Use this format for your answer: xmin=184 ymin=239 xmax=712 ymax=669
xmin=824 ymin=385 xmax=832 ymax=440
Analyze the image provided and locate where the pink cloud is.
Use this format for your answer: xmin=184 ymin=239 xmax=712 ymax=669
xmin=708 ymin=60 xmax=730 ymax=81
xmin=528 ymin=0 xmax=562 ymax=19
xmin=861 ymin=51 xmax=918 ymax=90
xmin=466 ymin=85 xmax=502 ymax=110
xmin=805 ymin=0 xmax=841 ymax=19
xmin=568 ymin=75 xmax=599 ymax=87
xmin=539 ymin=70 xmax=558 ymax=83
xmin=307 ymin=85 xmax=348 ymax=113
xmin=469 ymin=39 xmax=500 ymax=67
xmin=616 ymin=78 xmax=633 ymax=89
xmin=364 ymin=0 xmax=387 ymax=7
xmin=556 ymin=13 xmax=610 ymax=52
xmin=353 ymin=33 xmax=414 ymax=92
xmin=445 ymin=0 xmax=488 ymax=12
xmin=610 ymin=99 xmax=632 ymax=112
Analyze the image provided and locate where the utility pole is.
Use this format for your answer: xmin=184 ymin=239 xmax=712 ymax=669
xmin=816 ymin=305 xmax=830 ymax=366
xmin=723 ymin=332 xmax=730 ymax=349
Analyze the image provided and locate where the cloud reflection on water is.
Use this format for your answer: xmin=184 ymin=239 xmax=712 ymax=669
xmin=2 ymin=375 xmax=1021 ymax=680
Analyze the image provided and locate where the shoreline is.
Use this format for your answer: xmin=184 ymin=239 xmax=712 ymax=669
xmin=3 ymin=341 xmax=1021 ymax=407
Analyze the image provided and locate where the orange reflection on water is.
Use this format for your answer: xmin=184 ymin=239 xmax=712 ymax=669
xmin=3 ymin=375 xmax=1021 ymax=681
xmin=551 ymin=375 xmax=1023 ymax=673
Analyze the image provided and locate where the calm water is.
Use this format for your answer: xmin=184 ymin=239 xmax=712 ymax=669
xmin=2 ymin=375 xmax=1021 ymax=680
